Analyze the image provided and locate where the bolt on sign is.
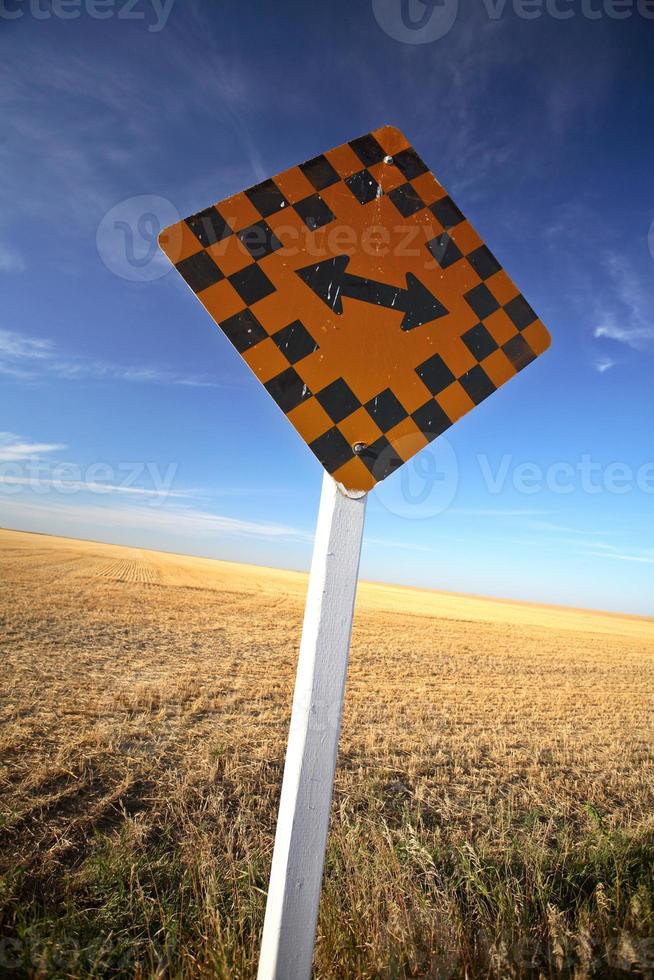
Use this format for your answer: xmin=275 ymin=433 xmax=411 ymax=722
xmin=159 ymin=125 xmax=551 ymax=492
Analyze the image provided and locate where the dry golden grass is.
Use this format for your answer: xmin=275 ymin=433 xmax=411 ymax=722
xmin=1 ymin=527 xmax=653 ymax=978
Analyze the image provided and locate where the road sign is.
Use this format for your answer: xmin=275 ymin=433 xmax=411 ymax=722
xmin=159 ymin=125 xmax=550 ymax=493
xmin=158 ymin=126 xmax=551 ymax=980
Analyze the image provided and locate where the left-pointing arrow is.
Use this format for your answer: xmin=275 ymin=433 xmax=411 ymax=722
xmin=296 ymin=255 xmax=448 ymax=331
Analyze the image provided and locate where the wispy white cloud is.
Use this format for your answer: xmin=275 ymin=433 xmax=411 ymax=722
xmin=0 ymin=430 xmax=299 ymax=537
xmin=540 ymin=204 xmax=653 ymax=369
xmin=557 ymin=539 xmax=615 ymax=551
xmin=0 ymin=12 xmax=268 ymax=244
xmin=500 ymin=534 xmax=654 ymax=567
xmin=524 ymin=521 xmax=616 ymax=536
xmin=592 ymin=252 xmax=654 ymax=352
xmin=0 ymin=496 xmax=311 ymax=543
xmin=0 ymin=432 xmax=66 ymax=462
xmin=0 ymin=329 xmax=217 ymax=387
xmin=579 ymin=545 xmax=654 ymax=566
xmin=0 ymin=433 xmax=294 ymax=505
xmin=0 ymin=474 xmax=190 ymax=499
xmin=594 ymin=322 xmax=653 ymax=349
xmin=0 ymin=331 xmax=53 ymax=360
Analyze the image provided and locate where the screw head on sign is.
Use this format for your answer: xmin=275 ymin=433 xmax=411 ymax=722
xmin=383 ymin=155 xmax=393 ymax=164
xmin=352 ymin=442 xmax=367 ymax=455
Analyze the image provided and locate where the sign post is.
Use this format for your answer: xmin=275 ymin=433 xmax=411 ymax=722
xmin=257 ymin=473 xmax=366 ymax=980
xmin=158 ymin=123 xmax=551 ymax=979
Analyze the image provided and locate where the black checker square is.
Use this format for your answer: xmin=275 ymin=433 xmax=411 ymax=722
xmin=237 ymin=220 xmax=282 ymax=260
xmin=459 ymin=365 xmax=496 ymax=405
xmin=464 ymin=283 xmax=501 ymax=320
xmin=411 ymin=401 xmax=452 ymax=442
xmin=228 ymin=264 xmax=276 ymax=306
xmin=430 ymin=195 xmax=465 ymax=229
xmin=294 ymin=193 xmax=335 ymax=231
xmin=309 ymin=426 xmax=354 ymax=474
xmin=392 ymin=146 xmax=428 ymax=181
xmin=349 ymin=133 xmax=385 ymax=167
xmin=272 ymin=319 xmax=318 ymax=365
xmin=220 ymin=308 xmax=267 ymax=354
xmin=345 ymin=169 xmax=381 ymax=205
xmin=176 ymin=251 xmax=223 ymax=293
xmin=315 ymin=378 xmax=360 ymax=424
xmin=426 ymin=232 xmax=463 ymax=269
xmin=185 ymin=207 xmax=232 ymax=247
xmin=364 ymin=388 xmax=407 ymax=433
xmin=388 ymin=182 xmax=425 ymax=218
xmin=360 ymin=436 xmax=403 ymax=481
xmin=265 ymin=366 xmax=311 ymax=414
xmin=505 ymin=294 xmax=538 ymax=331
xmin=503 ymin=333 xmax=536 ymax=371
xmin=467 ymin=245 xmax=501 ymax=281
xmin=244 ymin=178 xmax=289 ymax=218
xmin=299 ymin=154 xmax=340 ymax=191
xmin=416 ymin=353 xmax=456 ymax=396
xmin=461 ymin=323 xmax=499 ymax=361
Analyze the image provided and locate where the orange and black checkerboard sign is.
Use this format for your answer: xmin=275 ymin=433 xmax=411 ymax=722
xmin=159 ymin=125 xmax=551 ymax=492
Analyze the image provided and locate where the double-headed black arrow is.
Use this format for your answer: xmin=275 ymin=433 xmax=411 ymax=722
xmin=296 ymin=255 xmax=447 ymax=331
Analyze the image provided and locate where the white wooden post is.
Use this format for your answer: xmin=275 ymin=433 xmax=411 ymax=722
xmin=257 ymin=471 xmax=367 ymax=980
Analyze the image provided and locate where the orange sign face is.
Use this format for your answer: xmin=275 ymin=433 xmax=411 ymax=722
xmin=159 ymin=125 xmax=551 ymax=492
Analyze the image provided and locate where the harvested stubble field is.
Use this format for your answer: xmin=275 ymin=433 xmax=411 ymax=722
xmin=1 ymin=528 xmax=653 ymax=979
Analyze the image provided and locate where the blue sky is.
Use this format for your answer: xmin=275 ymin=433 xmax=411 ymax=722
xmin=1 ymin=1 xmax=653 ymax=614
